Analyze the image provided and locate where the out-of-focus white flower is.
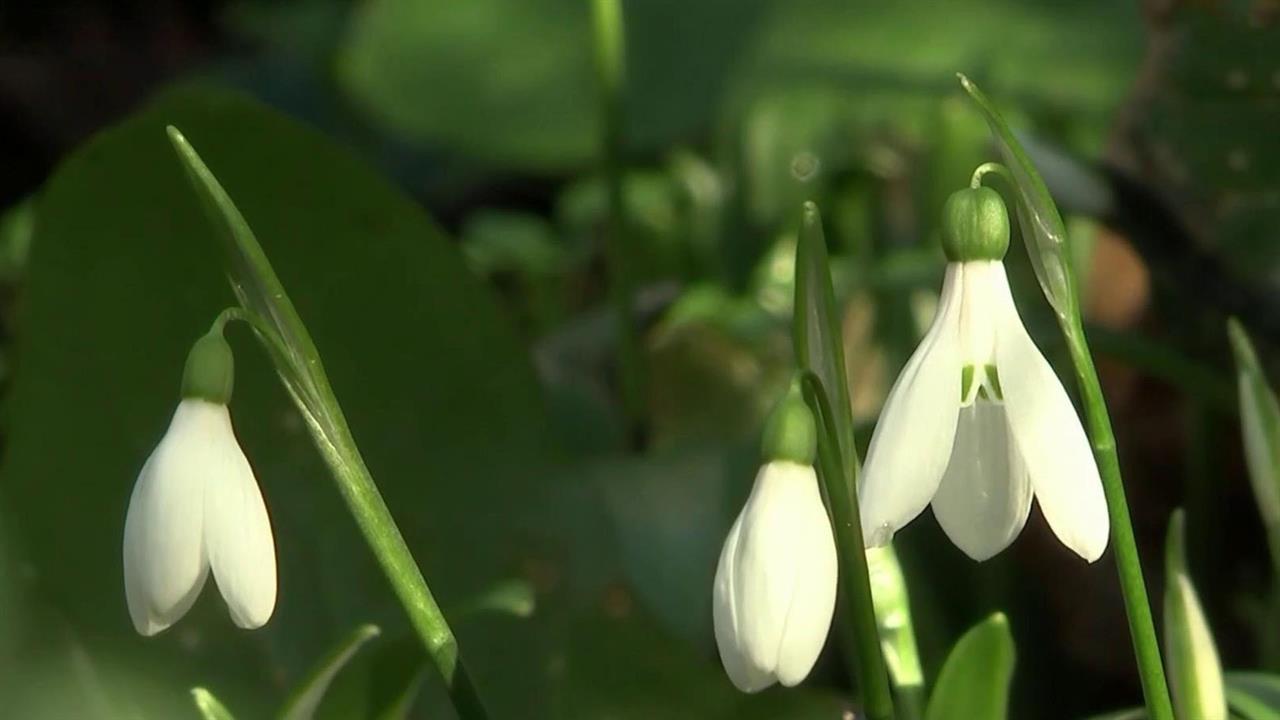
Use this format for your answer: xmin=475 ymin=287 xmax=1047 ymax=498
xmin=123 ymin=332 xmax=276 ymax=635
xmin=860 ymin=187 xmax=1109 ymax=562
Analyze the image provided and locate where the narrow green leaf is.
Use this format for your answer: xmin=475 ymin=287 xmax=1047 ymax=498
xmin=166 ymin=126 xmax=328 ymax=421
xmin=1164 ymin=509 xmax=1228 ymax=720
xmin=925 ymin=612 xmax=1015 ymax=720
xmin=1227 ymin=319 xmax=1280 ymax=567
xmin=957 ymin=74 xmax=1076 ymax=321
xmin=280 ymin=624 xmax=382 ymax=720
xmin=793 ymin=202 xmax=856 ymax=483
xmin=1227 ymin=672 xmax=1280 ymax=720
xmin=192 ymin=687 xmax=237 ymax=720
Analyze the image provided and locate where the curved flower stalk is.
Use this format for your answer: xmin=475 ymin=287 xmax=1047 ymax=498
xmin=123 ymin=328 xmax=276 ymax=635
xmin=860 ymin=187 xmax=1109 ymax=562
xmin=714 ymin=383 xmax=837 ymax=692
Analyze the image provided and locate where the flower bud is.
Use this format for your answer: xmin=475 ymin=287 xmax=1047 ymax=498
xmin=713 ymin=461 xmax=837 ymax=692
xmin=761 ymin=382 xmax=816 ymax=466
xmin=181 ymin=330 xmax=235 ymax=404
xmin=941 ymin=186 xmax=1010 ymax=263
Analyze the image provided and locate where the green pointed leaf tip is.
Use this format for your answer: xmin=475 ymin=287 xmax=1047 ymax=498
xmin=165 ymin=125 xmax=324 ymax=416
xmin=793 ymin=201 xmax=856 ymax=481
xmin=280 ymin=624 xmax=382 ymax=720
xmin=956 ymin=73 xmax=1075 ymax=321
xmin=926 ymin=612 xmax=1015 ymax=720
xmin=192 ymin=688 xmax=237 ymax=720
xmin=1228 ymin=318 xmax=1280 ymax=528
xmin=1164 ymin=510 xmax=1228 ymax=720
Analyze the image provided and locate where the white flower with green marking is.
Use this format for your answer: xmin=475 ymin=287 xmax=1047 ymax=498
xmin=123 ymin=331 xmax=277 ymax=635
xmin=859 ymin=188 xmax=1109 ymax=562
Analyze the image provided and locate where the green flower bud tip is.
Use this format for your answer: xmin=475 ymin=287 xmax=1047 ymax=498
xmin=181 ymin=330 xmax=235 ymax=404
xmin=941 ymin=186 xmax=1010 ymax=263
xmin=762 ymin=383 xmax=817 ymax=465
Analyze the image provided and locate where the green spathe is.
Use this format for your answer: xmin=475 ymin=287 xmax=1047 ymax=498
xmin=942 ymin=186 xmax=1010 ymax=263
xmin=762 ymin=382 xmax=817 ymax=465
xmin=181 ymin=330 xmax=234 ymax=404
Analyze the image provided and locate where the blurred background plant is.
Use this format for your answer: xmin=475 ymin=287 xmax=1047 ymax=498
xmin=0 ymin=0 xmax=1278 ymax=718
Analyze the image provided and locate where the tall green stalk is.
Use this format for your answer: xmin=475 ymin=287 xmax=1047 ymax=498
xmin=801 ymin=373 xmax=895 ymax=720
xmin=591 ymin=0 xmax=645 ymax=436
xmin=794 ymin=203 xmax=894 ymax=720
xmin=959 ymin=76 xmax=1172 ymax=720
xmin=1062 ymin=316 xmax=1172 ymax=720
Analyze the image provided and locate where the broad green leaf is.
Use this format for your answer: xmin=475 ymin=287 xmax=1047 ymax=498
xmin=193 ymin=687 xmax=238 ymax=720
xmin=280 ymin=625 xmax=381 ymax=720
xmin=1164 ymin=509 xmax=1228 ymax=720
xmin=925 ymin=612 xmax=1015 ymax=720
xmin=1227 ymin=672 xmax=1280 ymax=720
xmin=1227 ymin=319 xmax=1280 ymax=561
xmin=792 ymin=202 xmax=856 ymax=483
xmin=958 ymin=74 xmax=1076 ymax=321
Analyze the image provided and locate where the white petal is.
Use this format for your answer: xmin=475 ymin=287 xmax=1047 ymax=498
xmin=714 ymin=462 xmax=836 ymax=691
xmin=203 ymin=407 xmax=277 ymax=629
xmin=860 ymin=264 xmax=965 ymax=547
xmin=123 ymin=400 xmax=213 ymax=635
xmin=772 ymin=466 xmax=837 ymax=686
xmin=931 ymin=403 xmax=1033 ymax=561
xmin=713 ymin=513 xmax=775 ymax=693
xmin=991 ymin=265 xmax=1109 ymax=562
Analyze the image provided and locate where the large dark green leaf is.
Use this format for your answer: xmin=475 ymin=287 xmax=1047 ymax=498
xmin=2 ymin=84 xmax=553 ymax=717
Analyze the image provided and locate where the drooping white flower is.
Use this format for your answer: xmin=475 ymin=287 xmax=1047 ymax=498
xmin=123 ymin=331 xmax=277 ymax=635
xmin=713 ymin=385 xmax=836 ymax=692
xmin=714 ymin=460 xmax=838 ymax=692
xmin=860 ymin=187 xmax=1109 ymax=562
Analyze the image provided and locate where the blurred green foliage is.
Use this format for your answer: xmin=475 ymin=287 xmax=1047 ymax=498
xmin=4 ymin=0 xmax=1280 ymax=718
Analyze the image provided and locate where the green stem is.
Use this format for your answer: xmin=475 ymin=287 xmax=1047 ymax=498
xmin=800 ymin=371 xmax=895 ymax=720
xmin=228 ymin=312 xmax=489 ymax=719
xmin=1062 ymin=317 xmax=1174 ymax=720
xmin=591 ymin=0 xmax=644 ymax=438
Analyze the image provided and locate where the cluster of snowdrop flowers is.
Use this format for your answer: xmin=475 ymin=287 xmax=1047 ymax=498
xmin=713 ymin=384 xmax=837 ymax=692
xmin=713 ymin=185 xmax=1114 ymax=694
xmin=860 ymin=187 xmax=1109 ymax=562
xmin=123 ymin=328 xmax=278 ymax=635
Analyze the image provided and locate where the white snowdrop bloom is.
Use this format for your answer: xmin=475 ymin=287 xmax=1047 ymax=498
xmin=859 ymin=187 xmax=1109 ymax=562
xmin=713 ymin=389 xmax=837 ymax=692
xmin=123 ymin=332 xmax=277 ymax=635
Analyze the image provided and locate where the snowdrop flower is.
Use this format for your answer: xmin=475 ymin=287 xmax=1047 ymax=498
xmin=123 ymin=330 xmax=277 ymax=635
xmin=714 ymin=387 xmax=837 ymax=692
xmin=860 ymin=187 xmax=1109 ymax=562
